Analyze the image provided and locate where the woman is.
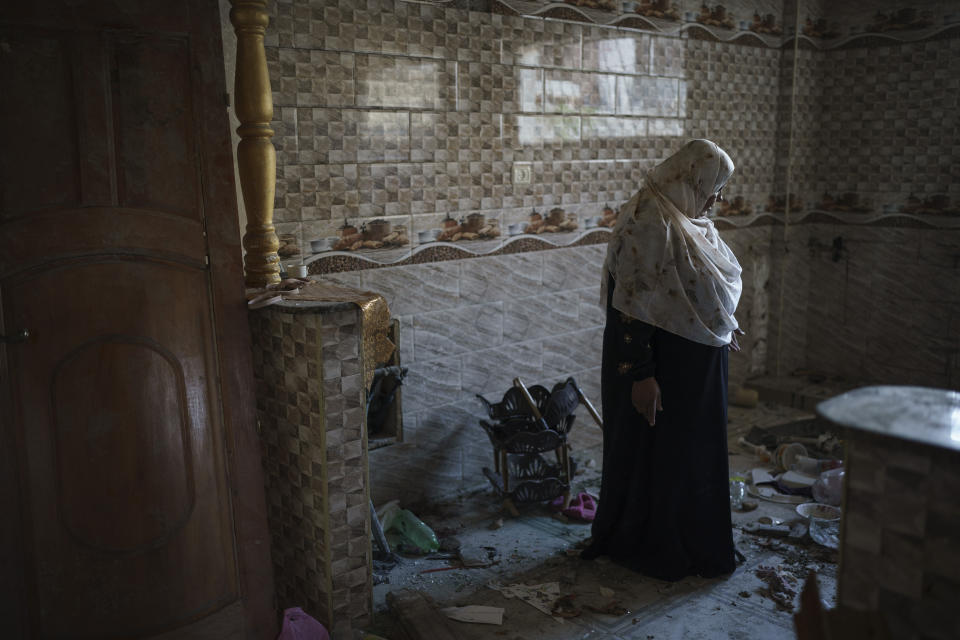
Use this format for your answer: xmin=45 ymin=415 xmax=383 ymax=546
xmin=582 ymin=139 xmax=744 ymax=581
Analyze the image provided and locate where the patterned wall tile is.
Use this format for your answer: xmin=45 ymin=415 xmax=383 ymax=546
xmin=249 ymin=305 xmax=372 ymax=633
xmin=650 ymin=35 xmax=685 ymax=77
xmin=356 ymin=54 xmax=456 ymax=110
xmin=458 ymin=63 xmax=541 ymax=114
xmin=500 ymin=16 xmax=582 ymax=69
xmin=544 ymin=70 xmax=617 ymax=114
xmin=616 ymin=75 xmax=680 ymax=116
xmin=582 ymin=27 xmax=649 ymax=73
xmin=580 ymin=116 xmax=648 ymax=160
xmin=648 ymin=117 xmax=684 ymax=137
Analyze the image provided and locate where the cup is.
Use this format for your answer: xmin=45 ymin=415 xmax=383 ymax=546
xmin=289 ymin=264 xmax=308 ymax=278
xmin=729 ymin=477 xmax=746 ymax=509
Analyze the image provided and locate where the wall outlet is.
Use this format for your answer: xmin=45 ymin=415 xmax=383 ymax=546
xmin=512 ymin=162 xmax=532 ymax=185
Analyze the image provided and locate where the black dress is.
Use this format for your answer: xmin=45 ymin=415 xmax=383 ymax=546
xmin=583 ymin=276 xmax=736 ymax=581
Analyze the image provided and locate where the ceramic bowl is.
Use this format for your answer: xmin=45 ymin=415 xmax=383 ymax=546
xmin=310 ymin=237 xmax=338 ymax=253
xmin=796 ymin=502 xmax=841 ymax=521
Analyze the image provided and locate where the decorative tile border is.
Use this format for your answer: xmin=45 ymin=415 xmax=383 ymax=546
xmin=300 ymin=207 xmax=960 ymax=274
xmin=488 ymin=0 xmax=959 ymax=50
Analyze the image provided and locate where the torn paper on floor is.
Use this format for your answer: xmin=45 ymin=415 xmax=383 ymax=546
xmin=488 ymin=581 xmax=562 ymax=619
xmin=440 ymin=605 xmax=504 ymax=625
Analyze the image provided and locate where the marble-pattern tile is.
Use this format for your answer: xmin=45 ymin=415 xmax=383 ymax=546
xmin=918 ymin=229 xmax=960 ymax=270
xmin=577 ymin=287 xmax=605 ymax=331
xmin=503 ymin=291 xmax=580 ymax=343
xmin=459 ymin=252 xmax=545 ymax=304
xmin=542 ymin=245 xmax=606 ymax=291
xmin=863 ymin=298 xmax=954 ymax=375
xmin=413 ymin=302 xmax=504 ymax=362
xmin=361 ymin=262 xmax=461 ymax=316
xmin=542 ymin=327 xmax=604 ymax=374
xmin=461 ymin=340 xmax=544 ymax=397
xmin=369 ymin=442 xmax=462 ymax=504
xmin=403 ymin=355 xmax=462 ymax=413
xmin=415 ymin=405 xmax=481 ymax=454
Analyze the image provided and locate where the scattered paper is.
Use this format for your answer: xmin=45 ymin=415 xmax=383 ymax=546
xmin=440 ymin=605 xmax=504 ymax=625
xmin=751 ymin=468 xmax=775 ymax=485
xmin=598 ymin=586 xmax=615 ymax=598
xmin=747 ymin=484 xmax=807 ymax=504
xmin=488 ymin=581 xmax=562 ymax=620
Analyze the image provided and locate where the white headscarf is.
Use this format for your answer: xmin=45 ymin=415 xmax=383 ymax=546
xmin=602 ymin=139 xmax=742 ymax=347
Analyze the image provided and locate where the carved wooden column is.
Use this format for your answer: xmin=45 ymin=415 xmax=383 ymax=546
xmin=230 ymin=0 xmax=281 ymax=286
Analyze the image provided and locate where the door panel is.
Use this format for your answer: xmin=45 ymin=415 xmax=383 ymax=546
xmin=0 ymin=30 xmax=79 ymax=213
xmin=111 ymin=34 xmax=199 ymax=215
xmin=7 ymin=259 xmax=237 ymax=637
xmin=0 ymin=0 xmax=275 ymax=637
xmin=53 ymin=337 xmax=194 ymax=553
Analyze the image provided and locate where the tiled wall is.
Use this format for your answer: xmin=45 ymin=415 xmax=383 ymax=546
xmin=263 ymin=0 xmax=784 ymax=266
xmin=768 ymin=0 xmax=960 ymax=387
xmin=840 ymin=432 xmax=960 ymax=638
xmin=243 ymin=0 xmax=787 ymax=503
xmin=249 ymin=307 xmax=371 ymax=635
xmin=234 ymin=0 xmax=959 ymax=505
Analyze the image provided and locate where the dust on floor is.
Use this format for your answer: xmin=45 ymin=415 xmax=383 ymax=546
xmin=365 ymin=403 xmax=836 ymax=640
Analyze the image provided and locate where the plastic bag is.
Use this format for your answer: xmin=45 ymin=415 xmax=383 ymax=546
xmin=277 ymin=607 xmax=330 ymax=640
xmin=380 ymin=503 xmax=439 ymax=554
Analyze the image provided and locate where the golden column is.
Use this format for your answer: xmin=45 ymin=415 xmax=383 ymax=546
xmin=231 ymin=0 xmax=281 ymax=287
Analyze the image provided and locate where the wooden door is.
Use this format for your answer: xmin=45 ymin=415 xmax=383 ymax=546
xmin=0 ymin=1 xmax=275 ymax=637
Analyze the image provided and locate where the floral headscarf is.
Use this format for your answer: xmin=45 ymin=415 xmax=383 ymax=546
xmin=603 ymin=139 xmax=742 ymax=347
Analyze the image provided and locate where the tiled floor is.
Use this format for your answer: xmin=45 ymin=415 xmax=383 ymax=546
xmin=364 ymin=396 xmax=839 ymax=639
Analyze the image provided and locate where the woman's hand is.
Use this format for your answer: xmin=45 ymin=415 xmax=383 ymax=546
xmin=729 ymin=327 xmax=745 ymax=352
xmin=631 ymin=377 xmax=663 ymax=426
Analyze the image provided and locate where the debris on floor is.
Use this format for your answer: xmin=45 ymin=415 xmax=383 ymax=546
xmin=551 ymin=594 xmax=581 ymax=618
xmin=755 ymin=565 xmax=800 ymax=612
xmin=385 ymin=589 xmax=460 ymax=640
xmin=440 ymin=605 xmax=504 ymax=625
xmin=371 ymin=437 xmax=839 ymax=639
xmin=488 ymin=581 xmax=562 ymax=618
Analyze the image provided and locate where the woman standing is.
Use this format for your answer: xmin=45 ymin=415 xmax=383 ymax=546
xmin=582 ymin=139 xmax=744 ymax=581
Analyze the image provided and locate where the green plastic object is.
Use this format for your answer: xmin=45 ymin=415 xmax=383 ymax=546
xmin=385 ymin=508 xmax=439 ymax=554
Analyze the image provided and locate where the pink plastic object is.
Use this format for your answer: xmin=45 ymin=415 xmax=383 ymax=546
xmin=551 ymin=492 xmax=597 ymax=522
xmin=277 ymin=607 xmax=330 ymax=640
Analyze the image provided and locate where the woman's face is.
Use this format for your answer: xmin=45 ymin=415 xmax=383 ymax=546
xmin=700 ymin=188 xmax=723 ymax=215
